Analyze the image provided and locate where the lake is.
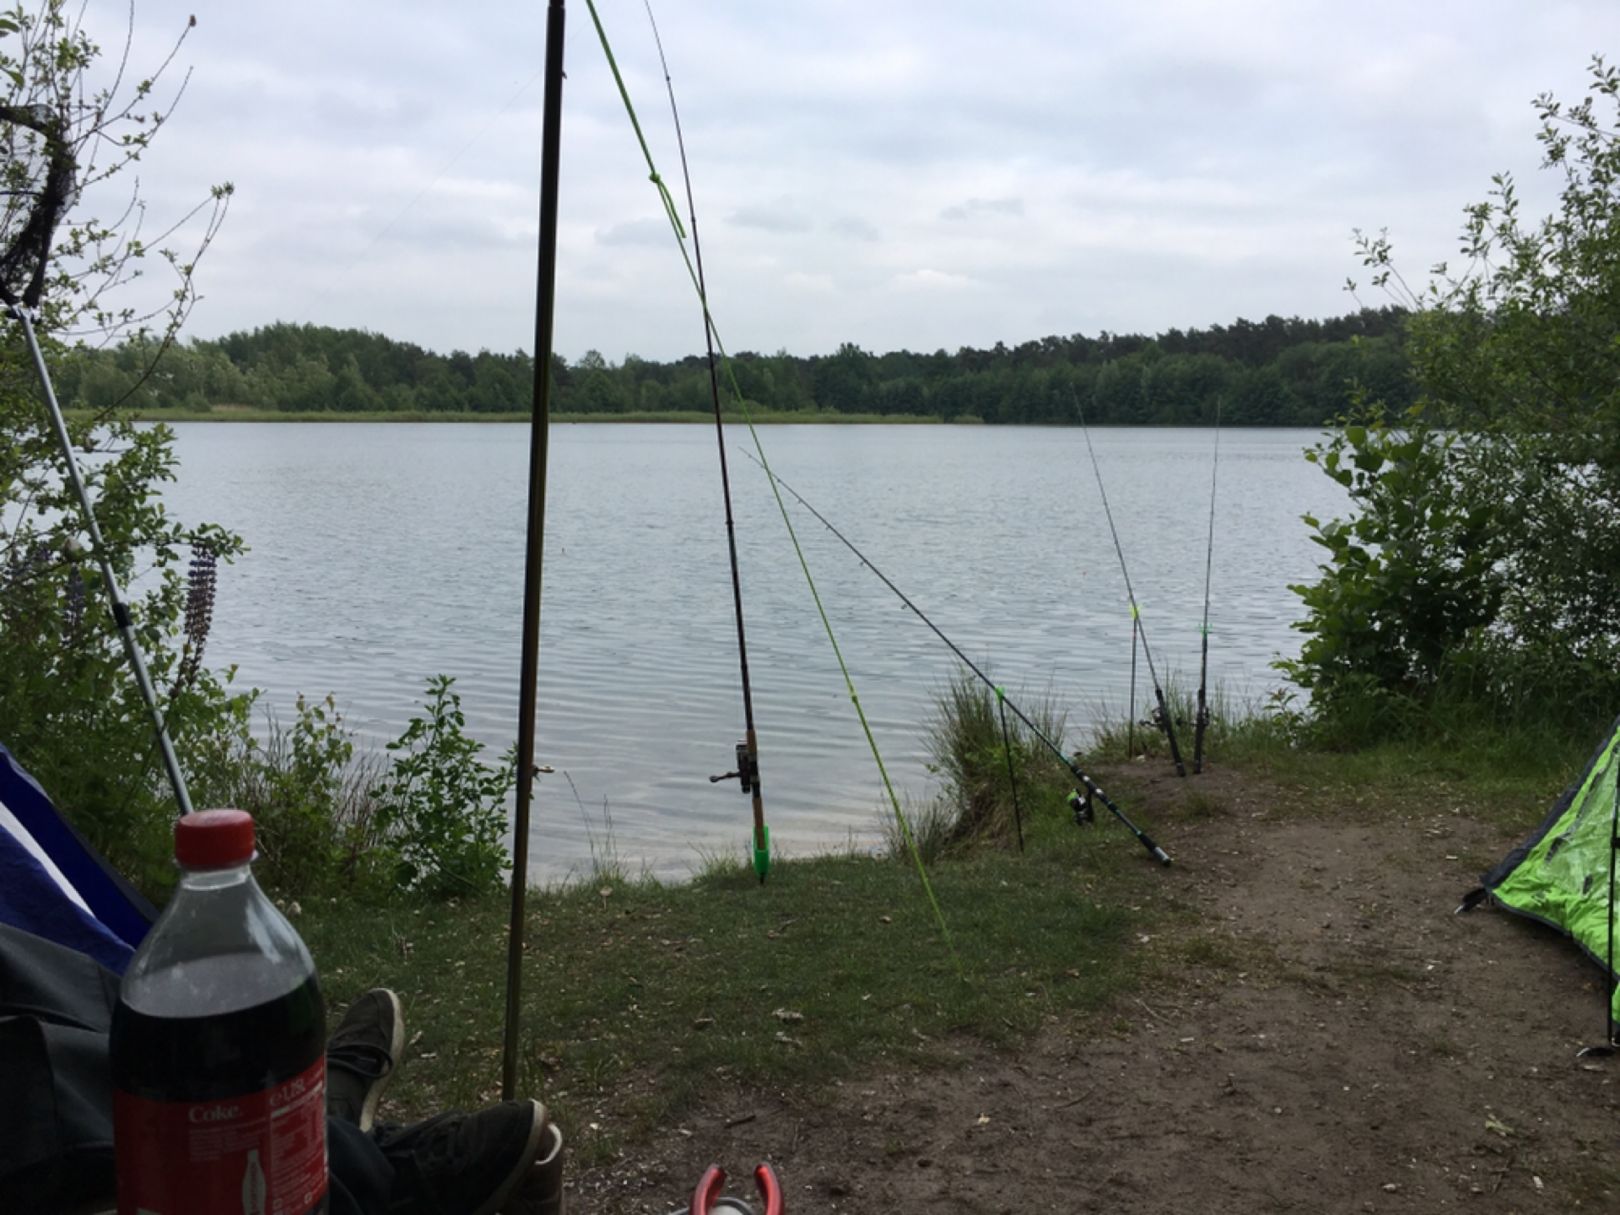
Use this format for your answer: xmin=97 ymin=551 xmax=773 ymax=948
xmin=158 ymin=422 xmax=1345 ymax=881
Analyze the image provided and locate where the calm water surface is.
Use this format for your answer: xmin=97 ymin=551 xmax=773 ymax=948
xmin=159 ymin=423 xmax=1344 ymax=880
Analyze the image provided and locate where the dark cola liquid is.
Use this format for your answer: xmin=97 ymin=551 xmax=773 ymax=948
xmin=112 ymin=969 xmax=325 ymax=1101
xmin=113 ymin=966 xmax=327 ymax=1214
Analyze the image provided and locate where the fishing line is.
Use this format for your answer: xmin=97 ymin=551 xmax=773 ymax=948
xmin=744 ymin=451 xmax=1172 ymax=867
xmin=643 ymin=0 xmax=769 ymax=883
xmin=1073 ymin=390 xmax=1187 ymax=778
xmin=589 ymin=0 xmax=959 ymax=966
xmin=314 ymin=66 xmax=547 ymax=298
xmin=1194 ymin=399 xmax=1222 ymax=775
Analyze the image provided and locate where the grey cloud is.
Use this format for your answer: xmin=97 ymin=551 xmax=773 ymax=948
xmin=829 ymin=215 xmax=880 ymax=241
xmin=312 ymin=88 xmax=434 ymax=139
xmin=727 ymin=205 xmax=814 ymax=234
xmin=596 ymin=218 xmax=672 ymax=248
xmin=121 ymin=0 xmax=1620 ymax=362
xmin=941 ymin=198 xmax=1025 ymax=222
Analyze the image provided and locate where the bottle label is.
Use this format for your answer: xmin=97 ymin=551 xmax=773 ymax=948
xmin=115 ymin=1057 xmax=328 ymax=1215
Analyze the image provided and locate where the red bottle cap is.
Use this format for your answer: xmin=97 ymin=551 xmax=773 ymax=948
xmin=174 ymin=809 xmax=256 ymax=869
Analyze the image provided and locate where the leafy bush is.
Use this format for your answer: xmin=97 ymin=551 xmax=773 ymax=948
xmin=0 ymin=398 xmax=254 ymax=892
xmin=1289 ymin=57 xmax=1620 ymax=740
xmin=372 ymin=675 xmax=516 ymax=898
xmin=186 ymin=694 xmax=392 ymax=897
xmin=191 ymin=679 xmax=516 ymax=901
xmin=1 ymin=1 xmax=234 ymax=892
xmin=1279 ymin=407 xmax=1503 ymax=716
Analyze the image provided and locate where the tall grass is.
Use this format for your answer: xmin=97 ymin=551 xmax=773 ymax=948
xmin=900 ymin=670 xmax=1076 ymax=858
xmin=1088 ymin=677 xmax=1298 ymax=768
xmin=187 ymin=697 xmax=390 ymax=895
xmin=560 ymin=769 xmax=632 ymax=886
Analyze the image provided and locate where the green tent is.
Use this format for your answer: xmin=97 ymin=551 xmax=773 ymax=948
xmin=1462 ymin=716 xmax=1620 ymax=1041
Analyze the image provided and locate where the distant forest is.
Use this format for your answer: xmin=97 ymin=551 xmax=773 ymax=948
xmin=53 ymin=307 xmax=1416 ymax=425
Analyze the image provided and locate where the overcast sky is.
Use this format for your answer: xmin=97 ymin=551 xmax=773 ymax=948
xmin=79 ymin=0 xmax=1619 ymax=363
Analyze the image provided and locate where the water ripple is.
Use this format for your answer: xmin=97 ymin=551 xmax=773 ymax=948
xmin=160 ymin=422 xmax=1343 ymax=880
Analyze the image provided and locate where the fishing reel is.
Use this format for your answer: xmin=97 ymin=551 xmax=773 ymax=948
xmin=709 ymin=740 xmax=758 ymax=794
xmin=1147 ymin=705 xmax=1187 ymax=733
xmin=1068 ymin=787 xmax=1095 ymax=827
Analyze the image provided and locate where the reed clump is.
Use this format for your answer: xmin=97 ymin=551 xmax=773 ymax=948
xmin=893 ymin=670 xmax=1074 ymax=859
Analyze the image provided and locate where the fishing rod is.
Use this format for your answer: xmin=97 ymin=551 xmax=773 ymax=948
xmin=1 ymin=104 xmax=195 ymax=819
xmin=997 ymin=691 xmax=1026 ymax=853
xmin=503 ymin=0 xmax=566 ymax=1101
xmin=1127 ymin=611 xmax=1139 ymax=759
xmin=643 ymin=0 xmax=769 ymax=883
xmin=7 ymin=305 xmax=195 ymax=818
xmin=744 ymin=451 xmax=1171 ymax=867
xmin=1194 ymin=400 xmax=1222 ymax=774
xmin=1073 ymin=393 xmax=1187 ymax=777
xmin=585 ymin=0 xmax=959 ymax=973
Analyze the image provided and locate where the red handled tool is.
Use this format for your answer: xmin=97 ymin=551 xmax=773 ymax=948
xmin=685 ymin=1162 xmax=783 ymax=1215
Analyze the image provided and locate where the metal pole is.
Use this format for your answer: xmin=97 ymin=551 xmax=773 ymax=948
xmin=503 ymin=0 xmax=566 ymax=1102
xmin=11 ymin=304 xmax=193 ymax=817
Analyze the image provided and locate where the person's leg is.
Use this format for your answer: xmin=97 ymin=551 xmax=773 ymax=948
xmin=327 ymin=988 xmax=405 ymax=1132
xmin=327 ymin=1117 xmax=395 ymax=1215
xmin=323 ymin=988 xmax=406 ymax=1213
xmin=373 ymin=1099 xmax=551 ymax=1215
xmin=325 ymin=990 xmax=561 ymax=1215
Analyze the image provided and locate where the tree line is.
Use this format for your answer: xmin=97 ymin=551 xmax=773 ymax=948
xmin=51 ymin=306 xmax=1417 ymax=425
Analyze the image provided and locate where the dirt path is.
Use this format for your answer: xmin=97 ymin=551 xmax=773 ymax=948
xmin=569 ymin=767 xmax=1620 ymax=1213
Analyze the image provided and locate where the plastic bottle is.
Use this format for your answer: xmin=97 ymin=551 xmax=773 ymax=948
xmin=111 ymin=809 xmax=328 ymax=1215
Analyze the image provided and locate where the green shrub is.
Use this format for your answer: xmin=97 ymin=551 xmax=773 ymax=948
xmin=187 ymin=693 xmax=393 ymax=897
xmin=1279 ymin=406 xmax=1503 ymax=717
xmin=372 ymin=675 xmax=516 ymax=898
xmin=1289 ymin=58 xmax=1620 ymax=743
xmin=187 ymin=678 xmax=518 ymax=902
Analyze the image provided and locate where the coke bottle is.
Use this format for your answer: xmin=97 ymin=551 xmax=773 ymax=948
xmin=111 ymin=809 xmax=328 ymax=1215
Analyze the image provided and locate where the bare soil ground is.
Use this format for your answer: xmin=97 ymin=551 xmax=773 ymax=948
xmin=566 ymin=765 xmax=1620 ymax=1214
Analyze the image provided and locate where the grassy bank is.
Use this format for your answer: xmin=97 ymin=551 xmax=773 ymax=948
xmin=1089 ymin=681 xmax=1594 ymax=832
xmin=291 ymin=679 xmax=1599 ymax=1166
xmin=297 ymin=676 xmax=1159 ymax=1157
xmin=299 ymin=816 xmax=1154 ymax=1164
xmin=78 ymin=406 xmax=950 ymax=425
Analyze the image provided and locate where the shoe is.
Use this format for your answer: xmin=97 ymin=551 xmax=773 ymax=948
xmin=375 ymin=1099 xmax=549 ymax=1215
xmin=504 ymin=1121 xmax=565 ymax=1215
xmin=326 ymin=988 xmax=404 ymax=1132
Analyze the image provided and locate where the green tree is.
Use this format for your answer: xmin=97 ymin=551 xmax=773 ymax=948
xmin=1 ymin=1 xmax=241 ymax=886
xmin=1290 ymin=56 xmax=1620 ymax=731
